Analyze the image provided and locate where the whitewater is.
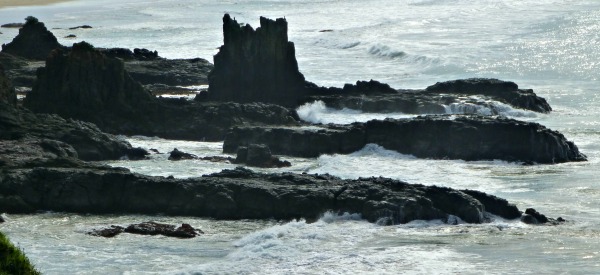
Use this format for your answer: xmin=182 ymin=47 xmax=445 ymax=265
xmin=1 ymin=0 xmax=600 ymax=273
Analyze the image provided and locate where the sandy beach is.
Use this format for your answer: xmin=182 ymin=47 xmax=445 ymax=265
xmin=0 ymin=0 xmax=71 ymax=9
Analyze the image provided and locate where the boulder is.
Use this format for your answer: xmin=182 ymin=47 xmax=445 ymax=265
xmin=0 ymin=166 xmax=533 ymax=224
xmin=168 ymin=148 xmax=198 ymax=161
xmin=224 ymin=115 xmax=586 ymax=164
xmin=0 ymin=64 xmax=16 ymax=105
xmin=1 ymin=16 xmax=64 ymax=60
xmin=207 ymin=14 xmax=308 ymax=107
xmin=234 ymin=144 xmax=291 ymax=168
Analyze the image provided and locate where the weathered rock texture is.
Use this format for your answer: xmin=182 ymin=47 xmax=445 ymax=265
xmin=0 ymin=64 xmax=16 ymax=105
xmin=0 ymin=101 xmax=144 ymax=162
xmin=224 ymin=115 xmax=586 ymax=164
xmin=89 ymin=222 xmax=203 ymax=238
xmin=23 ymin=42 xmax=298 ymax=141
xmin=207 ymin=14 xmax=308 ymax=107
xmin=0 ymin=166 xmax=525 ymax=224
xmin=25 ymin=41 xmax=155 ymax=119
xmin=1 ymin=16 xmax=64 ymax=60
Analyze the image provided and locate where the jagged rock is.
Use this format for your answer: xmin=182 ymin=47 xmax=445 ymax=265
xmin=168 ymin=148 xmax=198 ymax=161
xmin=1 ymin=16 xmax=64 ymax=60
xmin=234 ymin=144 xmax=291 ymax=168
xmin=88 ymin=222 xmax=203 ymax=238
xmin=224 ymin=115 xmax=586 ymax=164
xmin=0 ymin=101 xmax=145 ymax=161
xmin=425 ymin=78 xmax=552 ymax=113
xmin=25 ymin=41 xmax=155 ymax=120
xmin=0 ymin=64 xmax=16 ymax=105
xmin=207 ymin=14 xmax=308 ymax=107
xmin=0 ymin=166 xmax=535 ymax=224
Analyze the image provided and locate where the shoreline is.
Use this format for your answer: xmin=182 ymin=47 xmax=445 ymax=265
xmin=0 ymin=0 xmax=72 ymax=9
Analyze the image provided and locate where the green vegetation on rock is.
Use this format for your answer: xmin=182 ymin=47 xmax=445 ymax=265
xmin=0 ymin=231 xmax=40 ymax=275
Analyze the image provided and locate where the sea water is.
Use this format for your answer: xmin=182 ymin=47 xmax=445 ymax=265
xmin=1 ymin=0 xmax=600 ymax=274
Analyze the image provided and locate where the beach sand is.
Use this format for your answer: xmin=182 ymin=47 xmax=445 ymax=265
xmin=0 ymin=0 xmax=71 ymax=9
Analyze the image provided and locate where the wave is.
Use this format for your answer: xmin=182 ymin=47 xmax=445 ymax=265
xmin=368 ymin=44 xmax=407 ymax=59
xmin=443 ymin=96 xmax=538 ymax=118
xmin=296 ymin=101 xmax=415 ymax=124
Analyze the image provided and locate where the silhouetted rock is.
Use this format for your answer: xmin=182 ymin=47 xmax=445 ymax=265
xmin=0 ymin=64 xmax=16 ymax=105
xmin=1 ymin=23 xmax=24 ymax=28
xmin=224 ymin=115 xmax=586 ymax=164
xmin=207 ymin=14 xmax=308 ymax=107
xmin=1 ymin=16 xmax=64 ymax=60
xmin=64 ymin=34 xmax=77 ymax=38
xmin=168 ymin=148 xmax=198 ymax=161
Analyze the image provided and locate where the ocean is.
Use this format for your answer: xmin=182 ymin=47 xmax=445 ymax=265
xmin=1 ymin=0 xmax=600 ymax=274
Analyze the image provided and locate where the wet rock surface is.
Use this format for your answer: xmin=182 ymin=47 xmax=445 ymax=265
xmin=1 ymin=165 xmax=528 ymax=225
xmin=224 ymin=115 xmax=586 ymax=164
xmin=0 ymin=64 xmax=16 ymax=105
xmin=89 ymin=222 xmax=203 ymax=238
xmin=234 ymin=144 xmax=291 ymax=168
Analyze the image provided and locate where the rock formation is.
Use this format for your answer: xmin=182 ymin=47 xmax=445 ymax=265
xmin=234 ymin=144 xmax=291 ymax=168
xmin=89 ymin=222 xmax=203 ymax=238
xmin=207 ymin=14 xmax=308 ymax=107
xmin=25 ymin=41 xmax=155 ymax=120
xmin=0 ymin=64 xmax=16 ymax=105
xmin=1 ymin=16 xmax=64 ymax=60
xmin=224 ymin=115 xmax=586 ymax=164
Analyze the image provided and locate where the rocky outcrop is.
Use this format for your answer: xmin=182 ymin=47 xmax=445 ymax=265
xmin=424 ymin=78 xmax=552 ymax=113
xmin=234 ymin=144 xmax=291 ymax=168
xmin=207 ymin=14 xmax=308 ymax=107
xmin=0 ymin=64 xmax=16 ymax=106
xmin=168 ymin=148 xmax=198 ymax=161
xmin=22 ymin=42 xmax=298 ymax=141
xmin=25 ymin=41 xmax=155 ymax=120
xmin=1 ymin=16 xmax=64 ymax=60
xmin=224 ymin=115 xmax=586 ymax=164
xmin=0 ymin=101 xmax=146 ymax=161
xmin=0 ymin=165 xmax=531 ymax=224
xmin=89 ymin=222 xmax=203 ymax=238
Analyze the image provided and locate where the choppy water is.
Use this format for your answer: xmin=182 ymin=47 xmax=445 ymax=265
xmin=2 ymin=0 xmax=600 ymax=274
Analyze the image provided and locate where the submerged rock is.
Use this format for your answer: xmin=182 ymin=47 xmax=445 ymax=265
xmin=1 ymin=16 xmax=64 ymax=60
xmin=224 ymin=115 xmax=586 ymax=164
xmin=168 ymin=148 xmax=198 ymax=161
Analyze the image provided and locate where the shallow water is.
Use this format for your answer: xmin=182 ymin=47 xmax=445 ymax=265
xmin=2 ymin=0 xmax=600 ymax=274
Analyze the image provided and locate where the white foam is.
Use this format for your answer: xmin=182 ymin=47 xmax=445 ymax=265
xmin=296 ymin=101 xmax=415 ymax=124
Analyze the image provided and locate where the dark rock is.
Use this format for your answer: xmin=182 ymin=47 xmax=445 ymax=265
xmin=1 ymin=16 xmax=64 ymax=60
xmin=0 ymin=64 xmax=16 ymax=105
xmin=25 ymin=41 xmax=155 ymax=121
xmin=124 ymin=221 xmax=203 ymax=238
xmin=207 ymin=14 xmax=308 ymax=107
xmin=0 ymin=166 xmax=533 ymax=224
xmin=425 ymin=78 xmax=552 ymax=113
xmin=69 ymin=25 xmax=92 ymax=30
xmin=524 ymin=208 xmax=549 ymax=223
xmin=168 ymin=148 xmax=198 ymax=161
xmin=88 ymin=225 xmax=124 ymax=238
xmin=0 ymin=215 xmax=5 ymax=223
xmin=88 ymin=222 xmax=203 ymax=238
xmin=0 ymin=101 xmax=140 ymax=161
xmin=233 ymin=144 xmax=291 ymax=168
xmin=125 ymin=147 xmax=150 ymax=160
xmin=224 ymin=115 xmax=586 ymax=164
xmin=64 ymin=34 xmax=77 ymax=38
xmin=520 ymin=214 xmax=539 ymax=224
xmin=124 ymin=57 xmax=212 ymax=86
xmin=461 ymin=189 xmax=521 ymax=219
xmin=1 ymin=23 xmax=24 ymax=28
